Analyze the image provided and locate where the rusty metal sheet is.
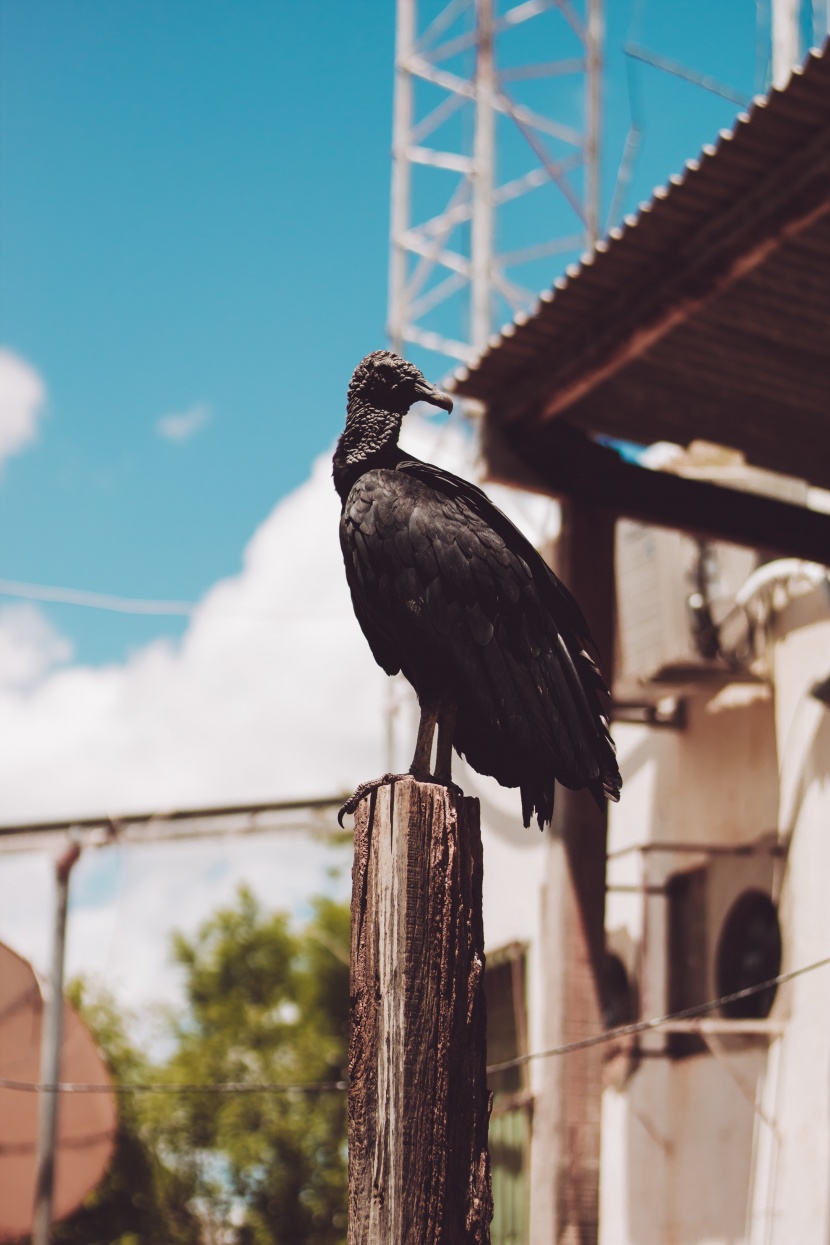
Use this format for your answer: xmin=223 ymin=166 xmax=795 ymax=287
xmin=0 ymin=942 xmax=117 ymax=1242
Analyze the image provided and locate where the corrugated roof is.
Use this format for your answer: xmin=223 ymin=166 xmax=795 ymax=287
xmin=452 ymin=41 xmax=830 ymax=491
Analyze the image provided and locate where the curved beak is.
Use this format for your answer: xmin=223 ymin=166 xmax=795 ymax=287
xmin=413 ymin=378 xmax=454 ymax=413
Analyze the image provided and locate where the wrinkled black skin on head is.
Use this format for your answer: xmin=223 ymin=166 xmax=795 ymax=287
xmin=332 ymin=351 xmax=450 ymax=500
xmin=347 ymin=349 xmax=431 ymax=416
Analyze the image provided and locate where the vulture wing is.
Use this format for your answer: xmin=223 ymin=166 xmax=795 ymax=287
xmin=339 ymin=453 xmax=620 ymax=827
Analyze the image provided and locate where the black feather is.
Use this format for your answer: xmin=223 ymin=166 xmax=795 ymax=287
xmin=333 ymin=351 xmax=622 ymax=829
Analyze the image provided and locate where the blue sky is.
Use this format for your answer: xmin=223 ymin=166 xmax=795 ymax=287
xmin=0 ymin=0 xmax=816 ymax=666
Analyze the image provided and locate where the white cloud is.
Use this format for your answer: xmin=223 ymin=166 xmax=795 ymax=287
xmin=0 ymin=439 xmax=384 ymax=1014
xmin=0 ymin=448 xmax=386 ymax=824
xmin=0 ymin=414 xmax=551 ymax=1019
xmin=0 ymin=603 xmax=73 ymax=690
xmin=0 ymin=414 xmax=553 ymax=826
xmin=0 ymin=348 xmax=47 ymax=466
xmin=156 ymin=402 xmax=210 ymax=442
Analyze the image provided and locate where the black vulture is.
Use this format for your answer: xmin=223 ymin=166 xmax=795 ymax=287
xmin=333 ymin=350 xmax=621 ymax=829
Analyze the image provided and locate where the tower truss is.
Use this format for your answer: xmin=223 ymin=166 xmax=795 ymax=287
xmin=389 ymin=0 xmax=603 ymax=367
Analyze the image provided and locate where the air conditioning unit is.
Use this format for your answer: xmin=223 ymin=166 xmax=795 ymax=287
xmin=615 ymin=522 xmax=757 ymax=689
xmin=665 ymin=837 xmax=782 ymax=1056
xmin=615 ymin=442 xmax=808 ymax=693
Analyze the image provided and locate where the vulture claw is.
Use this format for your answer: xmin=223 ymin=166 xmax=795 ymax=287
xmin=337 ymin=773 xmax=411 ymax=826
xmin=337 ymin=773 xmax=468 ymax=826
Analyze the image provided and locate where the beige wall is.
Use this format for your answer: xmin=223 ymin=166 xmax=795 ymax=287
xmin=477 ymin=556 xmax=830 ymax=1244
xmin=755 ymin=592 xmax=830 ymax=1244
xmin=593 ymin=584 xmax=830 ymax=1245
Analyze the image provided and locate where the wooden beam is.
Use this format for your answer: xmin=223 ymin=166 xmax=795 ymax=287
xmin=348 ymin=778 xmax=491 ymax=1244
xmin=530 ymin=501 xmax=615 ymax=1245
xmin=485 ymin=419 xmax=830 ymax=564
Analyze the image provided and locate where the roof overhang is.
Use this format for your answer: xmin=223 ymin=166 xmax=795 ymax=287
xmin=453 ymin=43 xmax=830 ymax=505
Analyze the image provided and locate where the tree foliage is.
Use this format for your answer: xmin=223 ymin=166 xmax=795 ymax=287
xmin=50 ymin=981 xmax=201 ymax=1245
xmin=56 ymin=886 xmax=350 ymax=1245
xmin=151 ymin=886 xmax=350 ymax=1244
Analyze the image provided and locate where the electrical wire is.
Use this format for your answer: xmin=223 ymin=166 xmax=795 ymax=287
xmin=3 ymin=952 xmax=828 ymax=1096
xmin=605 ymin=0 xmax=648 ymax=232
xmin=487 ymin=952 xmax=830 ymax=1074
xmin=0 ymin=578 xmax=371 ymax=642
xmin=0 ymin=1076 xmax=347 ymax=1096
xmin=623 ymin=43 xmax=752 ymax=107
xmin=0 ymin=579 xmax=196 ymax=616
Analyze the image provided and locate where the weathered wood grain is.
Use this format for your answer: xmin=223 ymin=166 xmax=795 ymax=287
xmin=348 ymin=778 xmax=492 ymax=1245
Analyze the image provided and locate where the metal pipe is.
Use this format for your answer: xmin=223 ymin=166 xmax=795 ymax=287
xmin=772 ymin=0 xmax=802 ymax=88
xmin=0 ymin=793 xmax=348 ymax=840
xmin=32 ymin=840 xmax=82 ymax=1245
xmin=814 ymin=0 xmax=830 ymax=41
xmin=606 ymin=883 xmax=666 ymax=895
xmin=585 ymin=0 xmax=603 ymax=246
xmin=471 ymin=0 xmax=495 ymax=352
xmin=607 ymin=838 xmax=786 ymax=860
xmin=389 ymin=0 xmax=416 ymax=354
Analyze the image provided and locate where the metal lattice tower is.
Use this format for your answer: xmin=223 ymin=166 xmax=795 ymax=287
xmin=388 ymin=0 xmax=602 ymax=368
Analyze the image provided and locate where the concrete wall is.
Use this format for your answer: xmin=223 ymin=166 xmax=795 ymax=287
xmin=600 ymin=689 xmax=779 ymax=1245
xmin=754 ymin=589 xmax=830 ymax=1245
xmin=593 ymin=583 xmax=830 ymax=1245
xmin=465 ymin=561 xmax=830 ymax=1245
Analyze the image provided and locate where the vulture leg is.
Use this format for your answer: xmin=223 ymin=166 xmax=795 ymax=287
xmin=409 ymin=701 xmax=439 ymax=781
xmin=433 ymin=700 xmax=457 ymax=785
xmin=337 ymin=698 xmax=462 ymax=828
xmin=336 ymin=700 xmax=438 ymax=827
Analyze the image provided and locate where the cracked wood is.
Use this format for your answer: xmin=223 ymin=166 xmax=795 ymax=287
xmin=348 ymin=778 xmax=492 ymax=1244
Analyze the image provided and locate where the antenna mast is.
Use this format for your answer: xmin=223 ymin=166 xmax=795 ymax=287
xmin=389 ymin=0 xmax=603 ymax=365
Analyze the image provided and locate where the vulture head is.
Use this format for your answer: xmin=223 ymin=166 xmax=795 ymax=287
xmin=347 ymin=350 xmax=454 ymax=417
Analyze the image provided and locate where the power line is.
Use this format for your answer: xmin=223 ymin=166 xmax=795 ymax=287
xmin=487 ymin=952 xmax=830 ymax=1074
xmin=623 ymin=43 xmax=753 ymax=107
xmin=0 ymin=579 xmax=196 ymax=616
xmin=0 ymin=576 xmax=353 ymax=624
xmin=0 ymin=1076 xmax=348 ymax=1096
xmin=3 ymin=953 xmax=827 ymax=1096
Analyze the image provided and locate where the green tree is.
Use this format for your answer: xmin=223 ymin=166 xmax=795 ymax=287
xmin=46 ymin=888 xmax=349 ymax=1245
xmin=149 ymin=886 xmax=350 ymax=1245
xmin=49 ymin=981 xmax=201 ymax=1245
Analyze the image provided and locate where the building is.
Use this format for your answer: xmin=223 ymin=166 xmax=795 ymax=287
xmin=456 ymin=41 xmax=830 ymax=1245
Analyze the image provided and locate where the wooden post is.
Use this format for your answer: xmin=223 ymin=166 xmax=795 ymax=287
xmin=348 ymin=777 xmax=492 ymax=1244
xmin=530 ymin=499 xmax=616 ymax=1245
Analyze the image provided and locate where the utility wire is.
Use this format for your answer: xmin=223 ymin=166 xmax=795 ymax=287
xmin=487 ymin=952 xmax=830 ymax=1075
xmin=623 ymin=43 xmax=752 ymax=107
xmin=0 ymin=1076 xmax=348 ymax=1096
xmin=0 ymin=577 xmax=355 ymax=624
xmin=3 ymin=953 xmax=828 ymax=1096
xmin=0 ymin=579 xmax=196 ymax=616
xmin=605 ymin=0 xmax=648 ymax=232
